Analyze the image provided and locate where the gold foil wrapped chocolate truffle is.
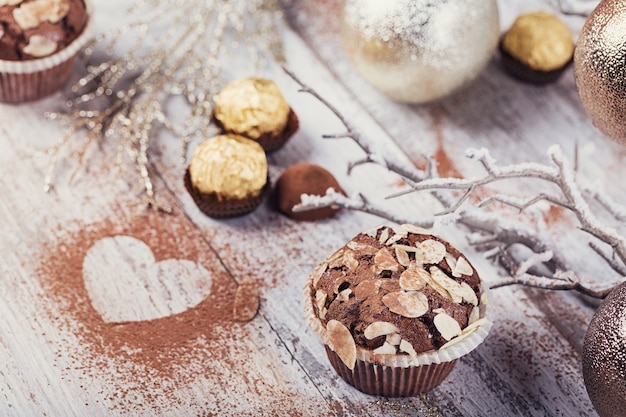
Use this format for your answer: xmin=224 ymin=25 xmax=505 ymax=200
xmin=213 ymin=77 xmax=299 ymax=152
xmin=185 ymin=134 xmax=270 ymax=218
xmin=500 ymin=11 xmax=574 ymax=84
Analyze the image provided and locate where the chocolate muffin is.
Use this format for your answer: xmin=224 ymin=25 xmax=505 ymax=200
xmin=500 ymin=11 xmax=574 ymax=84
xmin=0 ymin=0 xmax=92 ymax=102
xmin=185 ymin=134 xmax=270 ymax=218
xmin=213 ymin=77 xmax=299 ymax=152
xmin=304 ymin=224 xmax=491 ymax=396
xmin=0 ymin=0 xmax=88 ymax=60
xmin=274 ymin=163 xmax=345 ymax=221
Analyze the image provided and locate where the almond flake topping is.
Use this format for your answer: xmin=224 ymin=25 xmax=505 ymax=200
xmin=346 ymin=241 xmax=378 ymax=256
xmin=364 ymin=321 xmax=399 ymax=339
xmin=373 ymin=247 xmax=399 ymax=274
xmin=342 ymin=250 xmax=359 ymax=271
xmin=0 ymin=0 xmax=23 ymax=6
xmin=328 ymin=249 xmax=345 ymax=269
xmin=24 ymin=35 xmax=57 ymax=58
xmin=13 ymin=0 xmax=70 ymax=30
xmin=386 ymin=333 xmax=402 ymax=346
xmin=378 ymin=228 xmax=390 ymax=244
xmin=354 ymin=279 xmax=383 ymax=300
xmin=422 ymin=267 xmax=453 ymax=301
xmin=453 ymin=256 xmax=474 ymax=277
xmin=327 ymin=320 xmax=357 ymax=370
xmin=391 ymin=225 xmax=409 ymax=238
xmin=373 ymin=342 xmax=397 ymax=355
xmin=445 ymin=253 xmax=457 ymax=271
xmin=430 ymin=266 xmax=478 ymax=306
xmin=434 ymin=313 xmax=462 ymax=341
xmin=417 ymin=239 xmax=447 ymax=264
xmin=468 ymin=306 xmax=480 ymax=324
xmin=399 ymin=339 xmax=418 ymax=357
xmin=440 ymin=317 xmax=488 ymax=350
xmin=315 ymin=290 xmax=328 ymax=320
xmin=399 ymin=223 xmax=429 ymax=235
xmin=395 ymin=246 xmax=410 ymax=267
xmin=392 ymin=244 xmax=419 ymax=253
xmin=385 ymin=233 xmax=404 ymax=246
xmin=399 ymin=264 xmax=428 ymax=291
xmin=382 ymin=290 xmax=429 ymax=318
xmin=337 ymin=288 xmax=352 ymax=302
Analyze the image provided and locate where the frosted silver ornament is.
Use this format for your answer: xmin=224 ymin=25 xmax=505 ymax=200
xmin=574 ymin=0 xmax=626 ymax=145
xmin=583 ymin=280 xmax=626 ymax=417
xmin=340 ymin=0 xmax=499 ymax=104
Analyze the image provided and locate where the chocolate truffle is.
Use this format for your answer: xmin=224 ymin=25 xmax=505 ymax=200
xmin=304 ymin=224 xmax=491 ymax=396
xmin=0 ymin=0 xmax=88 ymax=60
xmin=500 ymin=11 xmax=574 ymax=84
xmin=213 ymin=77 xmax=299 ymax=152
xmin=274 ymin=163 xmax=344 ymax=221
xmin=185 ymin=134 xmax=270 ymax=218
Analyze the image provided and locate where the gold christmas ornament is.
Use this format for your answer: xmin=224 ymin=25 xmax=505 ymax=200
xmin=574 ymin=0 xmax=626 ymax=145
xmin=340 ymin=0 xmax=500 ymax=104
xmin=583 ymin=281 xmax=626 ymax=417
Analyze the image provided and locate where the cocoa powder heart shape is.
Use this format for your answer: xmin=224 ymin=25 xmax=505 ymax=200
xmin=82 ymin=235 xmax=213 ymax=323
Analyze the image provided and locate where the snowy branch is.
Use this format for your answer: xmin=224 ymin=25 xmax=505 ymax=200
xmin=285 ymin=68 xmax=625 ymax=299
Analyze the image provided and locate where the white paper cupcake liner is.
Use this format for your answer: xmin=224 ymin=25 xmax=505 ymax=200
xmin=0 ymin=0 xmax=94 ymax=103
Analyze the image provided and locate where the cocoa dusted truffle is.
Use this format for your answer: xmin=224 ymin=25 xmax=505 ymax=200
xmin=274 ymin=163 xmax=345 ymax=221
xmin=213 ymin=77 xmax=299 ymax=152
xmin=0 ymin=0 xmax=88 ymax=60
xmin=185 ymin=134 xmax=270 ymax=218
xmin=304 ymin=224 xmax=491 ymax=396
xmin=499 ymin=11 xmax=574 ymax=84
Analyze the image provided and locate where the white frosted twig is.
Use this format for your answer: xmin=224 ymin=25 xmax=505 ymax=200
xmin=284 ymin=70 xmax=626 ymax=298
xmin=293 ymin=188 xmax=433 ymax=228
xmin=282 ymin=66 xmax=426 ymax=184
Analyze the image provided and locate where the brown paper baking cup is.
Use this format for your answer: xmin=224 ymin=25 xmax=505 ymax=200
xmin=0 ymin=0 xmax=94 ymax=103
xmin=303 ymin=272 xmax=492 ymax=396
xmin=325 ymin=346 xmax=457 ymax=396
xmin=184 ymin=169 xmax=270 ymax=218
xmin=499 ymin=41 xmax=570 ymax=85
xmin=214 ymin=108 xmax=299 ymax=153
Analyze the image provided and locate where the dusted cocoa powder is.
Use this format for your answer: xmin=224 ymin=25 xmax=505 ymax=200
xmin=38 ymin=210 xmax=238 ymax=412
xmin=36 ymin=207 xmax=345 ymax=416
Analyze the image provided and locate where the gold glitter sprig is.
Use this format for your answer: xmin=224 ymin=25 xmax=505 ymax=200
xmin=45 ymin=0 xmax=285 ymax=211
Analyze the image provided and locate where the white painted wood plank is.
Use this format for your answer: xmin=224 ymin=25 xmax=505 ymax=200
xmin=0 ymin=0 xmax=617 ymax=415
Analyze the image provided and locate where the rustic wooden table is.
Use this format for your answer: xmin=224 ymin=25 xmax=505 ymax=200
xmin=1 ymin=0 xmax=621 ymax=415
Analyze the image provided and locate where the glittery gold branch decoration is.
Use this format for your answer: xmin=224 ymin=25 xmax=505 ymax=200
xmin=45 ymin=0 xmax=285 ymax=211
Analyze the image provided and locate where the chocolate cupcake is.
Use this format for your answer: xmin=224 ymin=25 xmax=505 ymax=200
xmin=185 ymin=134 xmax=270 ymax=218
xmin=304 ymin=224 xmax=491 ymax=396
xmin=213 ymin=77 xmax=299 ymax=152
xmin=0 ymin=0 xmax=92 ymax=102
xmin=274 ymin=163 xmax=345 ymax=221
xmin=500 ymin=11 xmax=574 ymax=84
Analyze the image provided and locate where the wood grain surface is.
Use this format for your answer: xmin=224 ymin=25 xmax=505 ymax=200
xmin=0 ymin=0 xmax=619 ymax=416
